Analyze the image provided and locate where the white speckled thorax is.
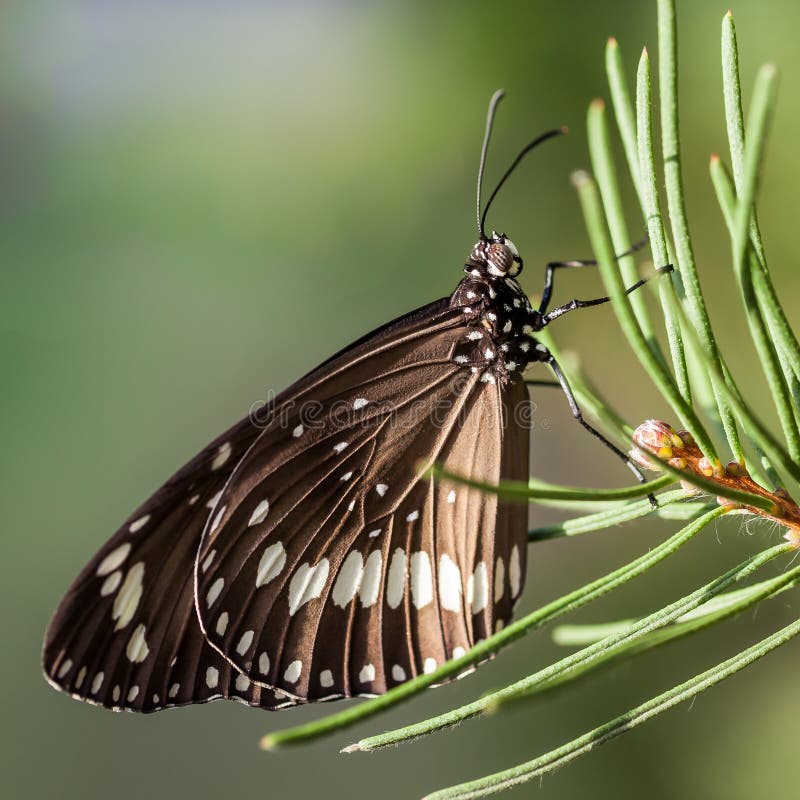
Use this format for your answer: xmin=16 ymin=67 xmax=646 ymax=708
xmin=449 ymin=237 xmax=543 ymax=385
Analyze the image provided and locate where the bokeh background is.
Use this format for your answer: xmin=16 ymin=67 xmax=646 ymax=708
xmin=4 ymin=1 xmax=800 ymax=798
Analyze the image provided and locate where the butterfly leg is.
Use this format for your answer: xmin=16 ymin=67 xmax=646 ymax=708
xmin=539 ymin=265 xmax=672 ymax=327
xmin=523 ymin=379 xmax=561 ymax=389
xmin=537 ymin=235 xmax=650 ymax=315
xmin=540 ymin=350 xmax=657 ymax=507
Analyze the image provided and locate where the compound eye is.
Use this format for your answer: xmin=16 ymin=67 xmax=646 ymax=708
xmin=486 ymin=242 xmax=513 ymax=276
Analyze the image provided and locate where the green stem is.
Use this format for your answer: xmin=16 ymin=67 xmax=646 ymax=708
xmin=348 ymin=535 xmax=782 ymax=752
xmin=727 ymin=63 xmax=800 ymax=463
xmin=636 ymin=48 xmax=692 ymax=405
xmin=573 ymin=162 xmax=715 ymax=458
xmin=262 ymin=507 xmax=722 ymax=750
xmin=606 ymin=35 xmax=726 ymax=437
xmin=594 ymin=39 xmax=661 ymax=354
xmin=674 ymin=301 xmax=800 ymax=486
xmin=425 ymin=463 xmax=672 ymax=503
xmin=606 ymin=37 xmax=646 ymax=210
xmin=423 ymin=614 xmax=800 ymax=800
xmin=521 ymin=560 xmax=800 ymax=699
xmin=528 ymin=489 xmax=708 ymax=541
xmin=711 ymin=154 xmax=800 ymax=457
xmin=554 ymin=570 xmax=800 ymax=647
xmin=657 ymin=0 xmax=742 ymax=460
xmin=723 ymin=10 xmax=800 ymax=409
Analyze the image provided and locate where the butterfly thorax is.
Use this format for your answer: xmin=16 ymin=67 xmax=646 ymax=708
xmin=449 ymin=236 xmax=546 ymax=385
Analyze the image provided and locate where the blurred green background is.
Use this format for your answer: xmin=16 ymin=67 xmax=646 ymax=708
xmin=4 ymin=1 xmax=800 ymax=798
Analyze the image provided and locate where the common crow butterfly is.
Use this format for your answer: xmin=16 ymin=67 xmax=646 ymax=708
xmin=43 ymin=90 xmax=649 ymax=713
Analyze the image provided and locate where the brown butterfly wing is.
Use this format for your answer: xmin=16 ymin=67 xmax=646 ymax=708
xmin=194 ymin=333 xmax=530 ymax=700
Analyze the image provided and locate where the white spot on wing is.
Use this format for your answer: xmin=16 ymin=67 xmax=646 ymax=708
xmin=100 ymin=570 xmax=122 ymax=596
xmin=256 ymin=542 xmax=287 ymax=587
xmin=126 ymin=624 xmax=150 ymax=663
xmin=96 ymin=543 xmax=131 ymax=577
xmin=410 ymin=551 xmax=433 ymax=609
xmin=375 ymin=484 xmax=388 ymax=497
xmin=249 ymin=499 xmax=270 ymax=526
xmin=386 ymin=548 xmax=406 ymax=609
xmin=287 ymin=560 xmax=330 ymax=616
xmin=206 ymin=577 xmax=225 ymax=607
xmin=470 ymin=562 xmax=489 ymax=613
xmin=333 ymin=441 xmax=349 ymax=454
xmin=127 ymin=685 xmax=139 ymax=703
xmin=406 ymin=510 xmax=419 ymax=522
xmin=235 ymin=673 xmax=250 ymax=692
xmin=206 ymin=490 xmax=223 ymax=509
xmin=423 ymin=657 xmax=437 ymax=674
xmin=331 ymin=551 xmax=363 ymax=608
xmin=467 ymin=330 xmax=483 ymax=341
xmin=209 ymin=505 xmax=226 ymax=533
xmin=292 ymin=424 xmax=304 ymax=438
xmin=215 ymin=612 xmax=229 ymax=636
xmin=206 ymin=667 xmax=219 ymax=688
xmin=236 ymin=630 xmax=255 ymax=656
xmin=368 ymin=528 xmax=382 ymax=538
xmin=359 ymin=664 xmax=376 ymax=683
xmin=91 ymin=672 xmax=104 ymax=695
xmin=340 ymin=471 xmax=353 ymax=481
xmin=128 ymin=515 xmax=150 ymax=533
xmin=439 ymin=554 xmax=463 ymax=612
xmin=201 ymin=550 xmax=216 ymax=573
xmin=258 ymin=652 xmax=270 ymax=674
xmin=57 ymin=659 xmax=73 ymax=679
xmin=284 ymin=660 xmax=302 ymax=683
xmin=75 ymin=666 xmax=86 ymax=689
xmin=353 ymin=398 xmax=368 ymax=410
xmin=112 ymin=562 xmax=145 ymax=630
xmin=494 ymin=557 xmax=505 ymax=602
xmin=168 ymin=683 xmax=180 ymax=699
xmin=391 ymin=664 xmax=406 ymax=682
xmin=447 ymin=490 xmax=456 ymax=504
xmin=509 ymin=545 xmax=522 ymax=598
xmin=359 ymin=551 xmax=383 ymax=607
xmin=211 ymin=441 xmax=232 ymax=470
xmin=320 ymin=669 xmax=334 ymax=688
xmin=452 ymin=646 xmax=466 ymax=659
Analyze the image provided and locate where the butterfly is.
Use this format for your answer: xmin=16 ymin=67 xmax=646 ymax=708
xmin=42 ymin=90 xmax=648 ymax=713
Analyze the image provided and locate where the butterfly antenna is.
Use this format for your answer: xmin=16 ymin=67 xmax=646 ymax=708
xmin=480 ymin=126 xmax=568 ymax=236
xmin=476 ymin=89 xmax=506 ymax=238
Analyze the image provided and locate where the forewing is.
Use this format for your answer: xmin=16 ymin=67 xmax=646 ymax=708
xmin=42 ymin=298 xmax=456 ymax=713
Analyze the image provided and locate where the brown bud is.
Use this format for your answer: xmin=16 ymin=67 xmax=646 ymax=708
xmin=725 ymin=460 xmax=748 ymax=478
xmin=633 ymin=420 xmax=678 ymax=461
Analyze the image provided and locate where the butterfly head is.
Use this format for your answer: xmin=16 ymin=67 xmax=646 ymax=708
xmin=468 ymin=232 xmax=523 ymax=279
